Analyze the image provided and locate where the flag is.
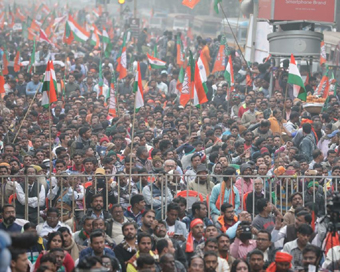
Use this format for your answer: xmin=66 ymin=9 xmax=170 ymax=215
xmin=288 ymin=54 xmax=307 ymax=101
xmin=90 ymin=25 xmax=101 ymax=49
xmin=116 ymin=33 xmax=127 ymax=79
xmin=27 ymin=16 xmax=41 ymax=32
xmin=14 ymin=49 xmax=20 ymax=72
xmin=180 ymin=51 xmax=194 ymax=107
xmin=194 ymin=57 xmax=208 ymax=107
xmin=224 ymin=55 xmax=234 ymax=98
xmin=177 ymin=35 xmax=185 ymax=66
xmin=182 ymin=0 xmax=200 ymax=9
xmin=107 ymin=76 xmax=117 ymax=117
xmin=315 ymin=67 xmax=330 ymax=99
xmin=98 ymin=58 xmax=103 ymax=97
xmin=63 ymin=15 xmax=90 ymax=44
xmin=320 ymin=40 xmax=326 ymax=66
xmin=212 ymin=36 xmax=227 ymax=73
xmin=101 ymin=27 xmax=112 ymax=57
xmin=152 ymin=44 xmax=158 ymax=58
xmin=147 ymin=54 xmax=166 ymax=69
xmin=214 ymin=0 xmax=222 ymax=14
xmin=27 ymin=38 xmax=36 ymax=73
xmin=0 ymin=12 xmax=5 ymax=29
xmin=133 ymin=62 xmax=144 ymax=111
xmin=2 ymin=50 xmax=8 ymax=75
xmin=7 ymin=7 xmax=15 ymax=28
xmin=41 ymin=61 xmax=58 ymax=108
xmin=15 ymin=7 xmax=25 ymax=22
xmin=39 ymin=29 xmax=54 ymax=45
xmin=0 ymin=72 xmax=5 ymax=94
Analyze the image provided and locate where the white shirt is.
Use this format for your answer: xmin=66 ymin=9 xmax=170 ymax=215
xmin=36 ymin=221 xmax=71 ymax=238
xmin=94 ymin=83 xmax=109 ymax=98
xmin=323 ymin=245 xmax=340 ymax=268
xmin=16 ymin=182 xmax=45 ymax=208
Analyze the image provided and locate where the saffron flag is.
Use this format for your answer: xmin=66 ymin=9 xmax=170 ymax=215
xmin=315 ymin=66 xmax=330 ymax=99
xmin=177 ymin=35 xmax=185 ymax=66
xmin=194 ymin=57 xmax=208 ymax=107
xmin=133 ymin=62 xmax=144 ymax=111
xmin=107 ymin=76 xmax=117 ymax=117
xmin=147 ymin=54 xmax=166 ymax=69
xmin=212 ymin=36 xmax=227 ymax=73
xmin=40 ymin=29 xmax=54 ymax=45
xmin=224 ymin=55 xmax=234 ymax=98
xmin=182 ymin=0 xmax=200 ymax=9
xmin=116 ymin=33 xmax=127 ymax=79
xmin=180 ymin=51 xmax=194 ymax=107
xmin=288 ymin=54 xmax=307 ymax=101
xmin=14 ymin=49 xmax=20 ymax=72
xmin=41 ymin=60 xmax=58 ymax=108
xmin=0 ymin=72 xmax=5 ymax=94
xmin=320 ymin=40 xmax=326 ymax=66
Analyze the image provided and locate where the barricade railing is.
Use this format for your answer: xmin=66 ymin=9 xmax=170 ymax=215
xmin=0 ymin=173 xmax=335 ymax=231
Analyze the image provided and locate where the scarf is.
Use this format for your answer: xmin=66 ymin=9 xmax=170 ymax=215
xmin=185 ymin=218 xmax=204 ymax=253
xmin=266 ymin=252 xmax=292 ymax=272
xmin=64 ymin=239 xmax=79 ymax=261
xmin=78 ymin=229 xmax=89 ymax=241
xmin=215 ymin=182 xmax=235 ymax=211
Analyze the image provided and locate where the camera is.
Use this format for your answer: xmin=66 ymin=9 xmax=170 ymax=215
xmin=240 ymin=225 xmax=252 ymax=240
xmin=327 ymin=192 xmax=340 ymax=232
xmin=97 ymin=177 xmax=106 ymax=188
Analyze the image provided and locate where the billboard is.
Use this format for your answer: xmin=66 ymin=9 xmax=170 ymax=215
xmin=258 ymin=0 xmax=336 ymax=23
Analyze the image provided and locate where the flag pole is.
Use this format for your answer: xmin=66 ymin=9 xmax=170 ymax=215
xmin=48 ymin=84 xmax=53 ymax=207
xmin=128 ymin=89 xmax=138 ymax=196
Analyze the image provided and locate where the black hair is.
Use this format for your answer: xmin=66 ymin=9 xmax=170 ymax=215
xmin=248 ymin=249 xmax=264 ymax=259
xmin=156 ymin=239 xmax=169 ymax=255
xmin=90 ymin=230 xmax=104 ymax=243
xmin=222 ymin=167 xmax=237 ymax=182
xmin=230 ymin=260 xmax=251 ymax=272
xmin=296 ymin=211 xmax=312 ymax=224
xmin=257 ymin=198 xmax=269 ymax=213
xmin=221 ymin=202 xmax=233 ymax=213
xmin=258 ymin=230 xmax=271 ymax=241
xmin=297 ymin=224 xmax=313 ymax=235
xmin=57 ymin=226 xmax=71 ymax=235
xmin=122 ymin=221 xmax=138 ymax=232
xmin=172 ymin=196 xmax=186 ymax=206
xmin=47 ymin=232 xmax=64 ymax=250
xmin=136 ymin=254 xmax=155 ymax=269
xmin=137 ymin=233 xmax=152 ymax=244
xmin=40 ymin=253 xmax=57 ymax=265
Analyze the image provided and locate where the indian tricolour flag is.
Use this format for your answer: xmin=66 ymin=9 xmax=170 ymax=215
xmin=42 ymin=61 xmax=58 ymax=108
xmin=288 ymin=54 xmax=307 ymax=101
xmin=63 ymin=15 xmax=90 ymax=44
xmin=224 ymin=55 xmax=234 ymax=99
xmin=193 ymin=57 xmax=208 ymax=107
xmin=147 ymin=53 xmax=166 ymax=69
xmin=133 ymin=62 xmax=144 ymax=112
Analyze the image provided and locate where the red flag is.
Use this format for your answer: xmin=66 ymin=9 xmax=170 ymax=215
xmin=2 ymin=52 xmax=8 ymax=75
xmin=0 ymin=72 xmax=5 ymax=94
xmin=182 ymin=0 xmax=200 ymax=9
xmin=212 ymin=43 xmax=226 ymax=73
xmin=14 ymin=50 xmax=20 ymax=72
xmin=15 ymin=8 xmax=25 ymax=22
xmin=40 ymin=29 xmax=54 ymax=45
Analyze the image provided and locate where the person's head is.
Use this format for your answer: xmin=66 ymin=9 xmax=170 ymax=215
xmin=136 ymin=254 xmax=156 ymax=271
xmin=204 ymin=251 xmax=218 ymax=272
xmin=131 ymin=194 xmax=146 ymax=212
xmin=221 ymin=203 xmax=235 ymax=220
xmin=156 ymin=238 xmax=175 ymax=256
xmin=230 ymin=259 xmax=250 ymax=272
xmin=82 ymin=217 xmax=94 ymax=234
xmin=91 ymin=194 xmax=104 ymax=211
xmin=111 ymin=204 xmax=124 ymax=222
xmin=2 ymin=204 xmax=16 ymax=225
xmin=159 ymin=253 xmax=175 ymax=272
xmin=190 ymin=218 xmax=204 ymax=240
xmin=302 ymin=245 xmax=322 ymax=268
xmin=256 ymin=230 xmax=272 ymax=252
xmin=290 ymin=192 xmax=303 ymax=209
xmin=216 ymin=234 xmax=231 ymax=253
xmin=204 ymin=238 xmax=218 ymax=253
xmin=248 ymin=250 xmax=264 ymax=272
xmin=142 ymin=210 xmax=156 ymax=228
xmin=192 ymin=201 xmax=208 ymax=219
xmin=253 ymin=178 xmax=263 ymax=194
xmin=166 ymin=203 xmax=179 ymax=225
xmin=272 ymin=252 xmax=292 ymax=272
xmin=223 ymin=167 xmax=237 ymax=184
xmin=58 ymin=227 xmax=72 ymax=248
xmin=296 ymin=224 xmax=313 ymax=247
xmin=205 ymin=225 xmax=219 ymax=239
xmin=138 ymin=233 xmax=153 ymax=254
xmin=39 ymin=253 xmax=57 ymax=272
xmin=302 ymin=123 xmax=312 ymax=135
xmin=188 ymin=256 xmax=204 ymax=272
xmin=47 ymin=232 xmax=64 ymax=250
xmin=295 ymin=211 xmax=312 ymax=229
xmin=77 ymin=256 xmax=103 ymax=270
xmin=90 ymin=230 xmax=105 ymax=255
xmin=49 ymin=248 xmax=65 ymax=269
xmin=46 ymin=208 xmax=60 ymax=228
xmin=10 ymin=248 xmax=29 ymax=272
xmin=257 ymin=198 xmax=272 ymax=214
xmin=122 ymin=222 xmax=138 ymax=240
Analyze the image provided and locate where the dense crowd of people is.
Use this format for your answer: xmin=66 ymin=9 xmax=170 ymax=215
xmin=0 ymin=3 xmax=340 ymax=272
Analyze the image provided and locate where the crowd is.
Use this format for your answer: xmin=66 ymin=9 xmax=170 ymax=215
xmin=0 ymin=3 xmax=340 ymax=272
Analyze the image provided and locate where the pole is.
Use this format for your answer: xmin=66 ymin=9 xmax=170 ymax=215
xmin=12 ymin=89 xmax=40 ymax=143
xmin=48 ymin=99 xmax=53 ymax=207
xmin=128 ymin=79 xmax=138 ymax=194
xmin=134 ymin=0 xmax=137 ymax=18
xmin=250 ymin=1 xmax=258 ymax=63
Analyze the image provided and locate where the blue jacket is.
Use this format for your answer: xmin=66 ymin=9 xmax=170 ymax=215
xmin=79 ymin=247 xmax=115 ymax=261
xmin=209 ymin=183 xmax=240 ymax=215
xmin=0 ymin=222 xmax=22 ymax=232
xmin=124 ymin=206 xmax=144 ymax=226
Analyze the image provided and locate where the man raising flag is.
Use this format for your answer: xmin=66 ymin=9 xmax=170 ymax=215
xmin=288 ymin=54 xmax=307 ymax=101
